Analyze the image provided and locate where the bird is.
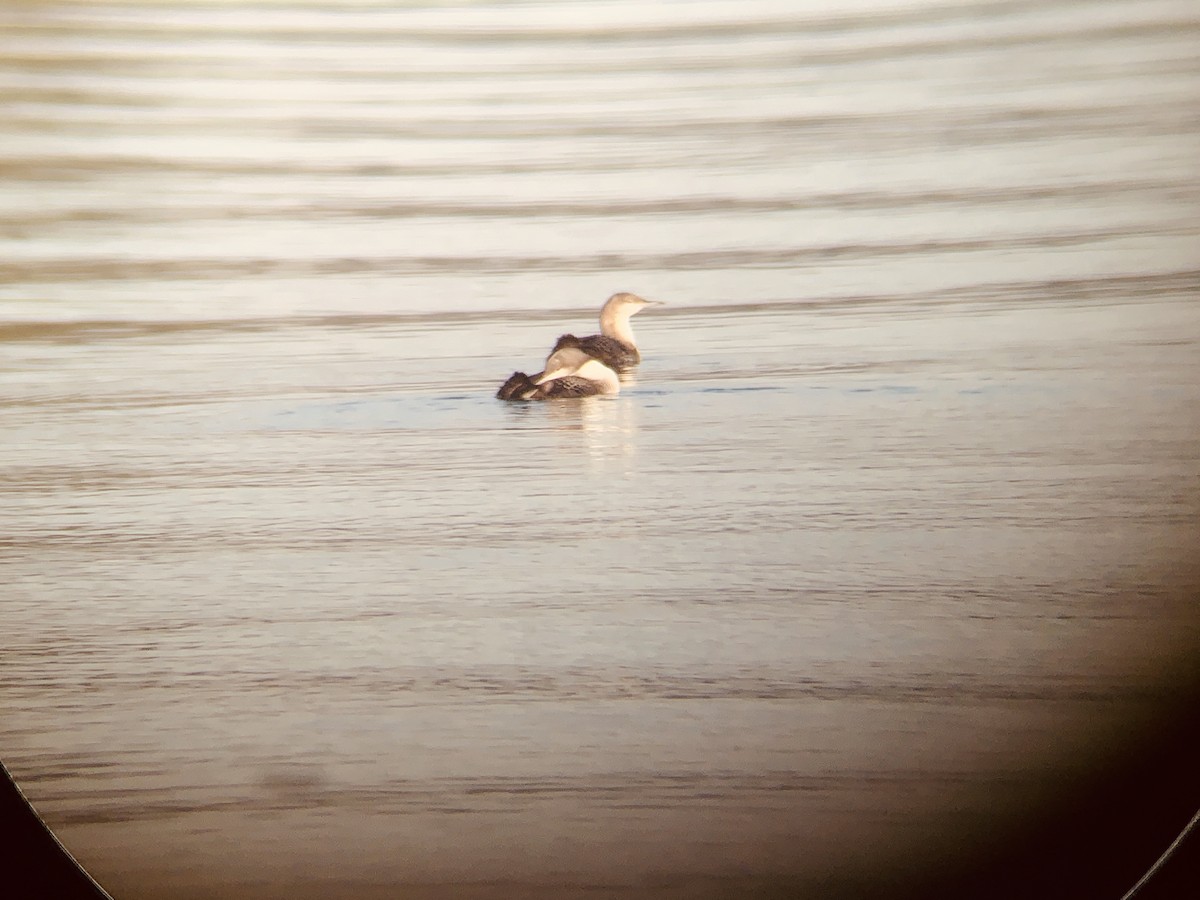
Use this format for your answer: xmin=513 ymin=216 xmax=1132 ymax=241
xmin=549 ymin=292 xmax=660 ymax=371
xmin=496 ymin=346 xmax=620 ymax=401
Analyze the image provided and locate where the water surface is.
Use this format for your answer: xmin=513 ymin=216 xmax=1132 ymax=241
xmin=2 ymin=1 xmax=1199 ymax=897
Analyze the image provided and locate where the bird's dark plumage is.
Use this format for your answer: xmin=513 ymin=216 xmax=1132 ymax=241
xmin=535 ymin=375 xmax=610 ymax=398
xmin=551 ymin=333 xmax=639 ymax=370
xmin=496 ymin=370 xmax=610 ymax=401
xmin=496 ymin=371 xmax=538 ymax=401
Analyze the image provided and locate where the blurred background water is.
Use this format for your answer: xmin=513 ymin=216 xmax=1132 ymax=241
xmin=2 ymin=1 xmax=1199 ymax=898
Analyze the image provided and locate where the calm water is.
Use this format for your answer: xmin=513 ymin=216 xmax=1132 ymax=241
xmin=3 ymin=1 xmax=1200 ymax=897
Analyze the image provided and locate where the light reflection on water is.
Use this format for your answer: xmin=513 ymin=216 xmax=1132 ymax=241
xmin=2 ymin=0 xmax=1200 ymax=897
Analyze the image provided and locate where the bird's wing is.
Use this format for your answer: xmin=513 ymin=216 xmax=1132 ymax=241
xmin=550 ymin=334 xmax=634 ymax=368
xmin=540 ymin=376 xmax=604 ymax=398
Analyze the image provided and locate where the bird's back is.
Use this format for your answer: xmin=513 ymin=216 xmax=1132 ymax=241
xmin=496 ymin=370 xmax=608 ymax=401
xmin=551 ymin=333 xmax=638 ymax=369
xmin=536 ymin=375 xmax=608 ymax=398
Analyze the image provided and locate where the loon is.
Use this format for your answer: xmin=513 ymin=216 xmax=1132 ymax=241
xmin=497 ymin=346 xmax=620 ymax=401
xmin=551 ymin=292 xmax=659 ymax=370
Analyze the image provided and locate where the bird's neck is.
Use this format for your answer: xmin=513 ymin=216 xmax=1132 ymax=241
xmin=600 ymin=309 xmax=636 ymax=348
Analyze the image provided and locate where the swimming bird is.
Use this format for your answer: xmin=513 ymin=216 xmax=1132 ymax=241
xmin=497 ymin=346 xmax=620 ymax=401
xmin=551 ymin=292 xmax=659 ymax=370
